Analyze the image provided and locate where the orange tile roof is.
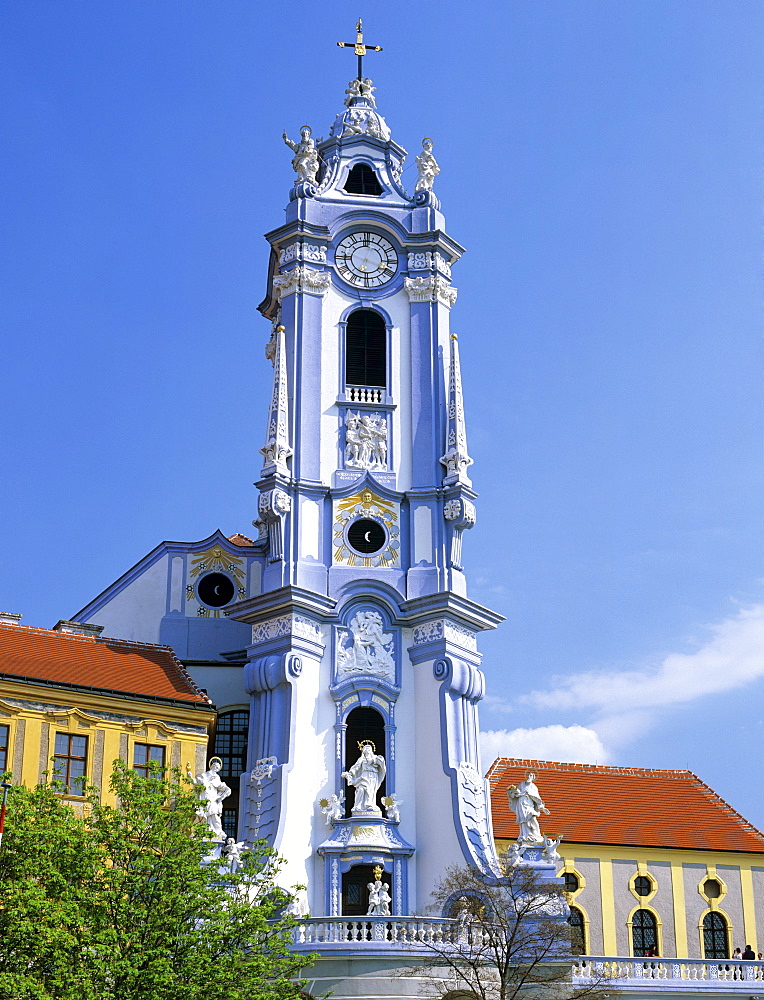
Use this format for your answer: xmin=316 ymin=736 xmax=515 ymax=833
xmin=227 ymin=533 xmax=255 ymax=546
xmin=487 ymin=758 xmax=764 ymax=854
xmin=0 ymin=624 xmax=212 ymax=706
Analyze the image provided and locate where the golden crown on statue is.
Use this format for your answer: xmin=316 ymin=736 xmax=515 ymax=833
xmin=357 ymin=740 xmax=376 ymax=751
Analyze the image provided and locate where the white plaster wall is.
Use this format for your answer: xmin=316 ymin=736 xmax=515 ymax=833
xmin=82 ymin=555 xmax=169 ymax=644
xmin=300 ymin=498 xmax=320 ymax=560
xmin=413 ymin=505 xmax=433 ymax=564
xmin=279 ymin=642 xmax=333 ymax=907
xmin=411 ymin=653 xmax=468 ymax=913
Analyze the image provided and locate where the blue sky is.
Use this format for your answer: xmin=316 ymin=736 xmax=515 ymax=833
xmin=1 ymin=2 xmax=762 ymax=829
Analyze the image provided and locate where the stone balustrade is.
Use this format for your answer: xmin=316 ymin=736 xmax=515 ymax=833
xmin=292 ymin=916 xmax=461 ymax=949
xmin=574 ymin=957 xmax=764 ymax=988
xmin=346 ymin=386 xmax=384 ymax=404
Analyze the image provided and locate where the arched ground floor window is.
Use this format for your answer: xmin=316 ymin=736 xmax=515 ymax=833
xmin=568 ymin=905 xmax=586 ymax=955
xmin=632 ymin=908 xmax=657 ymax=957
xmin=703 ymin=911 xmax=729 ymax=959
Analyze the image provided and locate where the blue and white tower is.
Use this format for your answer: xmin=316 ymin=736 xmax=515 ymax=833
xmin=230 ymin=50 xmax=505 ymax=940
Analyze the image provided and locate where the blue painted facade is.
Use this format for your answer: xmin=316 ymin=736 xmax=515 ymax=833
xmin=225 ymin=78 xmax=512 ymax=918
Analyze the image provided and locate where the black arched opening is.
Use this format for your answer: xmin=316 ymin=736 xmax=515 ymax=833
xmin=344 ymin=705 xmax=386 ymax=816
xmin=568 ymin=906 xmax=586 ymax=955
xmin=212 ymin=709 xmax=250 ymax=839
xmin=703 ymin=911 xmax=729 ymax=959
xmin=632 ymin=909 xmax=657 ymax=957
xmin=346 ymin=309 xmax=386 ymax=389
xmin=341 ymin=864 xmax=378 ymax=917
xmin=345 ymin=163 xmax=383 ymax=195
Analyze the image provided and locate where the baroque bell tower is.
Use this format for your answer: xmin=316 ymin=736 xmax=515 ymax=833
xmin=229 ymin=27 xmax=504 ymax=922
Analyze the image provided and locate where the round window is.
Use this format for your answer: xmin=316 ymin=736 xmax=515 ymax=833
xmin=703 ymin=878 xmax=721 ymax=899
xmin=634 ymin=875 xmax=653 ymax=897
xmin=347 ymin=518 xmax=387 ymax=555
xmin=564 ymin=872 xmax=580 ymax=893
xmin=197 ymin=572 xmax=235 ymax=608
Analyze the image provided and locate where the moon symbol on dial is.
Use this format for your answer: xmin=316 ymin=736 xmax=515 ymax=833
xmin=364 ymin=531 xmax=371 ymax=542
xmin=214 ymin=585 xmax=221 ymax=595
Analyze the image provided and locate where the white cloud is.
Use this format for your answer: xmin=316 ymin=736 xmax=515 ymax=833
xmin=480 ymin=725 xmax=610 ymax=768
xmin=524 ymin=603 xmax=764 ymax=717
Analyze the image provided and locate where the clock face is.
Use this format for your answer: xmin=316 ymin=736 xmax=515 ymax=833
xmin=335 ymin=232 xmax=397 ymax=288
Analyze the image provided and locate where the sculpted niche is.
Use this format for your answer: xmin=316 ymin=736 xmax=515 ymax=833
xmin=336 ymin=610 xmax=395 ymax=682
xmin=345 ymin=412 xmax=388 ymax=471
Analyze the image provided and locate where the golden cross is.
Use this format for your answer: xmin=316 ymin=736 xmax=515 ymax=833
xmin=337 ymin=18 xmax=382 ymax=81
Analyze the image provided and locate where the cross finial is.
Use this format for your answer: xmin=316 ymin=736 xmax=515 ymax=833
xmin=337 ymin=18 xmax=382 ymax=81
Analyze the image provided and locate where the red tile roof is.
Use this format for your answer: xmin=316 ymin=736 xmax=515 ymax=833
xmin=0 ymin=624 xmax=212 ymax=706
xmin=487 ymin=758 xmax=764 ymax=854
xmin=228 ymin=533 xmax=255 ymax=546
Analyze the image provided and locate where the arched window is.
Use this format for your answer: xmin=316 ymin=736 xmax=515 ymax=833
xmin=212 ymin=709 xmax=249 ymax=839
xmin=568 ymin=906 xmax=586 ymax=955
xmin=632 ymin=909 xmax=657 ymax=957
xmin=345 ymin=163 xmax=383 ymax=196
xmin=346 ymin=309 xmax=386 ymax=389
xmin=703 ymin=912 xmax=729 ymax=960
xmin=344 ymin=705 xmax=386 ymax=816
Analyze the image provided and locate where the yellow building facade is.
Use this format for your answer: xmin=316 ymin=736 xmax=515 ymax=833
xmin=489 ymin=759 xmax=764 ymax=960
xmin=0 ymin=615 xmax=215 ymax=805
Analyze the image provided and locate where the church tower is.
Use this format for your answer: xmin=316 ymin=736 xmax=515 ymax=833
xmin=230 ymin=33 xmax=504 ymax=921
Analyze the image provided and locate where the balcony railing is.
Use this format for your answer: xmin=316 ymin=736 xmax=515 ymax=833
xmin=290 ymin=924 xmax=764 ymax=985
xmin=573 ymin=957 xmax=764 ymax=987
xmin=292 ymin=916 xmax=457 ymax=949
xmin=346 ymin=386 xmax=384 ymax=404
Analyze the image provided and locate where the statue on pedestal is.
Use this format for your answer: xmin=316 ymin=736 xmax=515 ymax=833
xmin=366 ymin=866 xmax=392 ymax=916
xmin=414 ymin=138 xmax=440 ymax=193
xmin=506 ymin=772 xmax=550 ymax=843
xmin=342 ymin=741 xmax=386 ymax=816
xmin=187 ymin=757 xmax=230 ymax=840
xmin=282 ymin=126 xmax=320 ymax=185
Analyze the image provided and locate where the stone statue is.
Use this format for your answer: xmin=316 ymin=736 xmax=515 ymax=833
xmin=342 ymin=741 xmax=386 ymax=816
xmin=506 ymin=772 xmax=550 ymax=843
xmin=383 ymin=793 xmax=402 ymax=822
xmin=504 ymin=841 xmax=524 ymax=867
xmin=187 ymin=757 xmax=231 ymax=840
xmin=344 ymin=77 xmax=377 ymax=108
xmin=453 ymin=895 xmax=472 ymax=937
xmin=345 ymin=412 xmax=387 ymax=470
xmin=543 ymin=833 xmax=563 ymax=864
xmin=337 ymin=611 xmax=395 ymax=678
xmin=414 ymin=137 xmax=440 ymax=193
xmin=221 ymin=836 xmax=245 ymax=873
xmin=319 ymin=792 xmax=344 ymax=825
xmin=282 ymin=126 xmax=319 ymax=185
xmin=286 ymin=889 xmax=308 ymax=917
xmin=366 ymin=867 xmax=391 ymax=916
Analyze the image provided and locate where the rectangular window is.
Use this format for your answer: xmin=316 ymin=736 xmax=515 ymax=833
xmin=133 ymin=743 xmax=166 ymax=777
xmin=0 ymin=724 xmax=9 ymax=773
xmin=54 ymin=733 xmax=88 ymax=794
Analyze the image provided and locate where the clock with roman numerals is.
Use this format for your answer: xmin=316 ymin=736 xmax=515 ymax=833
xmin=335 ymin=231 xmax=398 ymax=288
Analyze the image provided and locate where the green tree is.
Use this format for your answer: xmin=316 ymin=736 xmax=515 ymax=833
xmin=0 ymin=761 xmax=314 ymax=1000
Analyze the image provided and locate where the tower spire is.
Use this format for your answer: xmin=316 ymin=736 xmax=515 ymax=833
xmin=337 ymin=18 xmax=382 ymax=80
xmin=259 ymin=324 xmax=292 ymax=477
xmin=440 ymin=334 xmax=473 ymax=486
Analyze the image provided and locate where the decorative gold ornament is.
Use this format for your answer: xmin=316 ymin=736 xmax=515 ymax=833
xmin=357 ymin=739 xmax=376 ymax=752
